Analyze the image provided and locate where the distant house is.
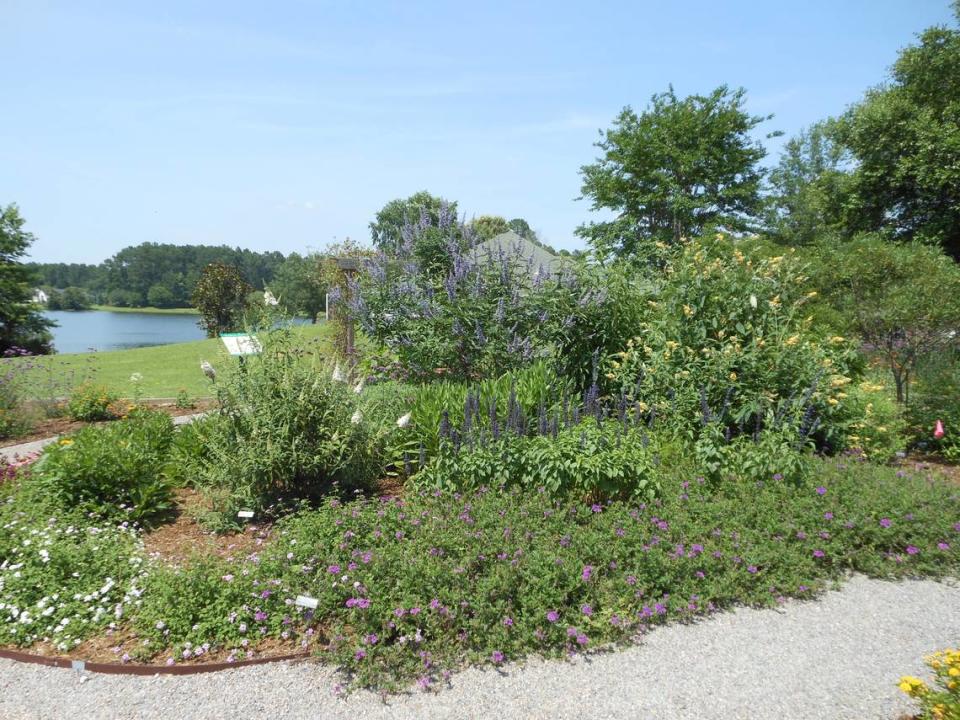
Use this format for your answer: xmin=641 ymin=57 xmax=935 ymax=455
xmin=31 ymin=288 xmax=48 ymax=304
xmin=471 ymin=231 xmax=569 ymax=281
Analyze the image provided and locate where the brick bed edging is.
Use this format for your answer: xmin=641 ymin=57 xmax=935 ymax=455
xmin=0 ymin=647 xmax=311 ymax=676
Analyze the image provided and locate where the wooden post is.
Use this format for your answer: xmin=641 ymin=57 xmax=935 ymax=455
xmin=334 ymin=258 xmax=360 ymax=373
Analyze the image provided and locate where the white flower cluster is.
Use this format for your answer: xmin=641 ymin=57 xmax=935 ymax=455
xmin=0 ymin=514 xmax=146 ymax=649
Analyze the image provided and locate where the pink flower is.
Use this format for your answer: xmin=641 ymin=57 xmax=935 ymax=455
xmin=816 ymin=486 xmax=827 ymax=496
xmin=581 ymin=565 xmax=593 ymax=581
xmin=491 ymin=650 xmax=504 ymax=664
xmin=934 ymin=419 xmax=945 ymax=439
xmin=546 ymin=610 xmax=559 ymax=623
xmin=937 ymin=542 xmax=950 ymax=551
xmin=813 ymin=549 xmax=825 ymax=558
xmin=906 ymin=546 xmax=919 ymax=555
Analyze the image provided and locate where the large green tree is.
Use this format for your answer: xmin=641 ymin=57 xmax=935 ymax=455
xmin=832 ymin=5 xmax=960 ymax=257
xmin=268 ymin=252 xmax=327 ymax=322
xmin=369 ymin=191 xmax=459 ymax=254
xmin=191 ymin=263 xmax=252 ymax=338
xmin=577 ymin=85 xmax=773 ymax=260
xmin=0 ymin=204 xmax=54 ymax=354
xmin=764 ymin=121 xmax=852 ymax=245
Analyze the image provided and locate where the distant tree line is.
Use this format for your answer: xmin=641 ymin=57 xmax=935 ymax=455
xmin=27 ymin=243 xmax=286 ymax=308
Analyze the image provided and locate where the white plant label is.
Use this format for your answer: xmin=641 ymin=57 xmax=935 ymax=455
xmin=295 ymin=595 xmax=319 ymax=609
xmin=237 ymin=510 xmax=254 ymax=519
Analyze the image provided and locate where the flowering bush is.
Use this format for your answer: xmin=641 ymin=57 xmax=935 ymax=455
xmin=352 ymin=211 xmax=564 ymax=382
xmin=67 ymin=382 xmax=119 ymax=422
xmin=606 ymin=236 xmax=865 ymax=456
xmin=899 ymin=649 xmax=960 ymax=720
xmin=29 ymin=408 xmax=175 ymax=524
xmin=181 ymin=328 xmax=376 ymax=528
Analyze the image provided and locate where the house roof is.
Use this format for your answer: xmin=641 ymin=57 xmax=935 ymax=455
xmin=471 ymin=231 xmax=568 ymax=278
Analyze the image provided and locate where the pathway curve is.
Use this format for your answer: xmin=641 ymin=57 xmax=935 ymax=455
xmin=1 ymin=574 xmax=957 ymax=720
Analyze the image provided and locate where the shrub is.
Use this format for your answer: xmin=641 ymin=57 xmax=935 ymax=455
xmin=0 ymin=374 xmax=31 ymax=439
xmin=29 ymin=408 xmax=175 ymax=523
xmin=899 ymin=649 xmax=960 ymax=720
xmin=67 ymin=382 xmax=119 ymax=421
xmin=353 ymin=212 xmax=565 ymax=382
xmin=182 ymin=329 xmax=376 ymax=527
xmin=908 ymin=351 xmax=960 ymax=460
xmin=606 ymin=236 xmax=864 ymax=454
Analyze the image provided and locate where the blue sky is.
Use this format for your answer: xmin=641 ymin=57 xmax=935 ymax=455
xmin=3 ymin=0 xmax=954 ymax=263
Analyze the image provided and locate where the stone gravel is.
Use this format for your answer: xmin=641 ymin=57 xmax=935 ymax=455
xmin=1 ymin=574 xmax=957 ymax=720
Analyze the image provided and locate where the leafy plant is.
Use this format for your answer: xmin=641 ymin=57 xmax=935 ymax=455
xmin=67 ymin=382 xmax=119 ymax=422
xmin=29 ymin=408 xmax=175 ymax=523
xmin=181 ymin=328 xmax=376 ymax=527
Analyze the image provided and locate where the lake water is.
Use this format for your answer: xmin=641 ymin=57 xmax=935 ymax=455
xmin=44 ymin=310 xmax=207 ymax=354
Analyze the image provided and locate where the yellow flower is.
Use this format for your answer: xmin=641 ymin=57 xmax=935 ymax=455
xmin=604 ymin=372 xmax=616 ymax=380
xmin=898 ymin=676 xmax=928 ymax=696
xmin=59 ymin=439 xmax=74 ymax=446
xmin=806 ymin=290 xmax=818 ymax=298
xmin=830 ymin=336 xmax=845 ymax=343
xmin=949 ymin=667 xmax=960 ymax=677
xmin=828 ymin=398 xmax=839 ymax=406
xmin=683 ymin=304 xmax=694 ymax=317
xmin=768 ymin=295 xmax=781 ymax=308
xmin=785 ymin=335 xmax=800 ymax=346
xmin=729 ymin=372 xmax=737 ymax=381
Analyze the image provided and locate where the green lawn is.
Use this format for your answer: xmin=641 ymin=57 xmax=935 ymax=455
xmin=6 ymin=323 xmax=334 ymax=400
xmin=89 ymin=304 xmax=200 ymax=315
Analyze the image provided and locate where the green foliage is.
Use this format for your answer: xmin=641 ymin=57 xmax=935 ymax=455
xmin=179 ymin=329 xmax=376 ymax=527
xmin=0 ymin=494 xmax=145 ymax=649
xmin=67 ymin=381 xmax=119 ymax=421
xmin=121 ymin=459 xmax=959 ymax=690
xmin=907 ymin=352 xmax=960 ymax=460
xmin=46 ymin=286 xmax=92 ymax=311
xmin=146 ymin=283 xmax=176 ymax=308
xmin=808 ymin=235 xmax=960 ymax=402
xmin=174 ymin=387 xmax=195 ymax=409
xmin=577 ymin=86 xmax=772 ymax=261
xmin=357 ymin=223 xmax=561 ymax=381
xmin=369 ymin=191 xmax=459 ymax=255
xmin=606 ymin=236 xmax=862 ymax=453
xmin=764 ymin=121 xmax=851 ymax=245
xmin=191 ymin=262 xmax=253 ymax=338
xmin=467 ymin=215 xmax=510 ymax=241
xmin=834 ymin=12 xmax=960 ymax=257
xmin=29 ymin=408 xmax=176 ymax=523
xmin=268 ymin=252 xmax=327 ymax=322
xmin=0 ymin=204 xmax=54 ymax=354
xmin=415 ymin=421 xmax=663 ymax=499
xmin=548 ymin=261 xmax=654 ymax=393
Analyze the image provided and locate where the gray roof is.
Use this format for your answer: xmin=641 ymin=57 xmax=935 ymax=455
xmin=471 ymin=231 xmax=568 ymax=278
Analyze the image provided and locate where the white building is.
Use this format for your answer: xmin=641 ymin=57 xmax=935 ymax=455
xmin=31 ymin=288 xmax=48 ymax=304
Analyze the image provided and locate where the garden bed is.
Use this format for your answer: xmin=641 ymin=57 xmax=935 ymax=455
xmin=0 ymin=399 xmax=214 ymax=448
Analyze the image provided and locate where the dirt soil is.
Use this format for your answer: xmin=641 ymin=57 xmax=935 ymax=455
xmin=2 ymin=399 xmax=215 ymax=448
xmin=143 ymin=488 xmax=273 ymax=566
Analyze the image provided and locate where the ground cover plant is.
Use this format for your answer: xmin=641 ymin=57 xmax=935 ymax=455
xmin=122 ymin=456 xmax=959 ymax=690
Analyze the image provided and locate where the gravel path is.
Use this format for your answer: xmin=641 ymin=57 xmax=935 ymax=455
xmin=1 ymin=574 xmax=957 ymax=720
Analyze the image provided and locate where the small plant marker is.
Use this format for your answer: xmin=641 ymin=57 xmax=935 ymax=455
xmin=295 ymin=595 xmax=318 ymax=609
xmin=237 ymin=510 xmax=254 ymax=519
